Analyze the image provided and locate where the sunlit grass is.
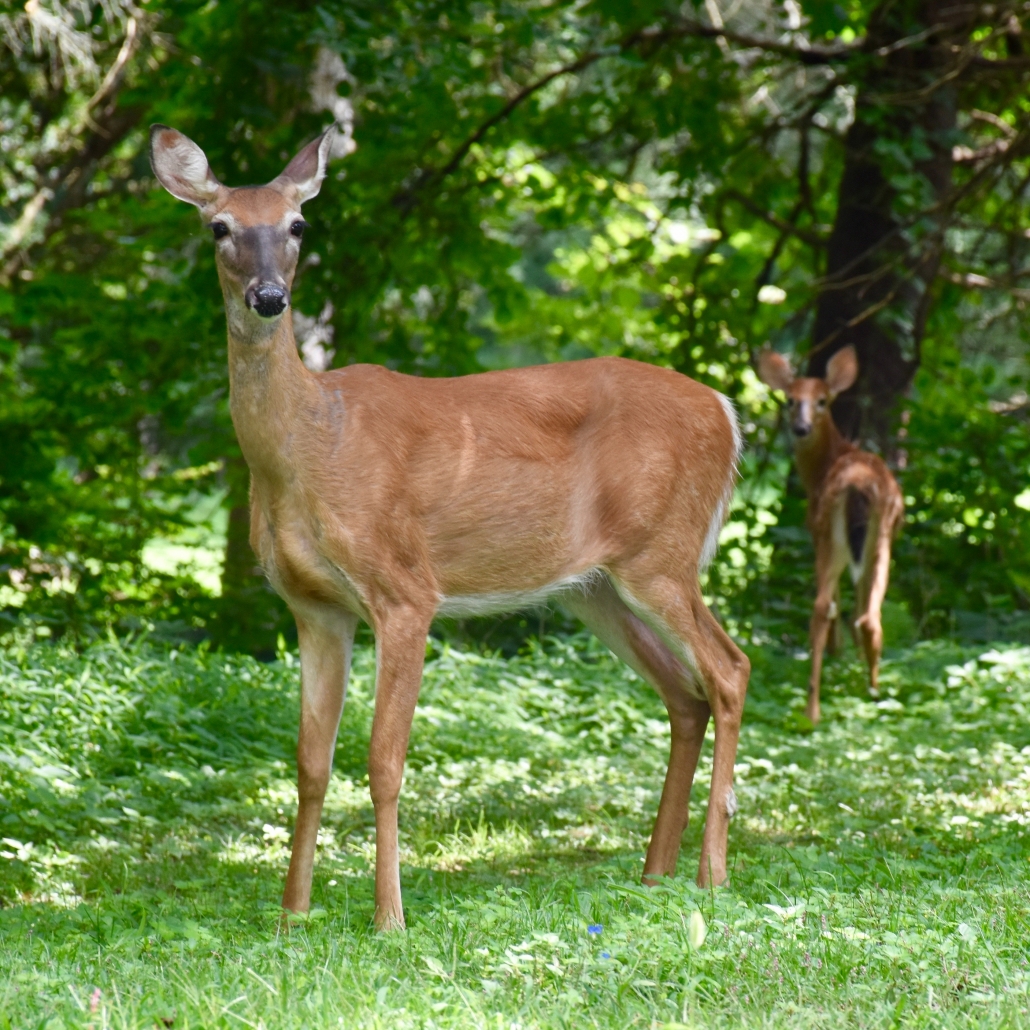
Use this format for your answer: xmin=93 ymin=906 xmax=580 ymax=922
xmin=1 ymin=633 xmax=1029 ymax=1027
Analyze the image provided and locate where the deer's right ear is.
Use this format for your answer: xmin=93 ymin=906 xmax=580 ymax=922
xmin=149 ymin=125 xmax=223 ymax=209
xmin=756 ymin=349 xmax=795 ymax=393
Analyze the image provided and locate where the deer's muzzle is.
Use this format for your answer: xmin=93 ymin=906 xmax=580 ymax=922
xmin=246 ymin=282 xmax=289 ymax=319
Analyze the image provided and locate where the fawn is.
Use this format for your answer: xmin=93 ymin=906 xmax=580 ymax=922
xmin=758 ymin=346 xmax=904 ymax=724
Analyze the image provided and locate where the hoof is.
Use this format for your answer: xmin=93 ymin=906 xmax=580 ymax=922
xmin=374 ymin=911 xmax=406 ymax=933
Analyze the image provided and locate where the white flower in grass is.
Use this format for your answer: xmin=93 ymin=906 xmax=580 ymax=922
xmin=687 ymin=909 xmax=707 ymax=949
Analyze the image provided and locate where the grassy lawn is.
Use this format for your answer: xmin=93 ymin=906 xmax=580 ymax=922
xmin=1 ymin=630 xmax=1029 ymax=1028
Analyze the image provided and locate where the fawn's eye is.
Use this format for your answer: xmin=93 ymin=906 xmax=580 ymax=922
xmin=209 ymin=222 xmax=229 ymax=240
xmin=290 ymin=220 xmax=308 ymax=238
xmin=817 ymin=399 xmax=827 ymax=409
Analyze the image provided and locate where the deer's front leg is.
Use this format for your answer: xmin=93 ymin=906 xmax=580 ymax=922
xmin=807 ymin=596 xmax=833 ymax=726
xmin=283 ymin=608 xmax=358 ymax=914
xmin=825 ymin=585 xmax=842 ymax=656
xmin=368 ymin=606 xmax=432 ymax=931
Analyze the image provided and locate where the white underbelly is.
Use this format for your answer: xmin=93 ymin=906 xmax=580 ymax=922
xmin=436 ymin=570 xmax=599 ymax=617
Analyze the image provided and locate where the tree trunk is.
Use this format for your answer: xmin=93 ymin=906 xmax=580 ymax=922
xmin=809 ymin=0 xmax=965 ymax=452
xmin=213 ymin=453 xmax=285 ymax=655
xmin=221 ymin=453 xmax=256 ymax=597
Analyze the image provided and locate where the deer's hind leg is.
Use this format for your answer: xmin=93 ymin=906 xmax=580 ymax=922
xmin=563 ymin=577 xmax=711 ymax=882
xmin=583 ymin=566 xmax=749 ymax=888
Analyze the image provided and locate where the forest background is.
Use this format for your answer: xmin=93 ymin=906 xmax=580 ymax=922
xmin=2 ymin=0 xmax=1029 ymax=655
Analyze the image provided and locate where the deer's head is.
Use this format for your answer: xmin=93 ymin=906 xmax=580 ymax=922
xmin=149 ymin=125 xmax=334 ymax=324
xmin=757 ymin=346 xmax=858 ymax=441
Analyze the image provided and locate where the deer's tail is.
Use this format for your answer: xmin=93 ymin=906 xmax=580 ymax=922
xmin=699 ymin=392 xmax=742 ymax=572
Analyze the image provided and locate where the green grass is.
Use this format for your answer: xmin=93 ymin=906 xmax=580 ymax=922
xmin=1 ymin=631 xmax=1029 ymax=1028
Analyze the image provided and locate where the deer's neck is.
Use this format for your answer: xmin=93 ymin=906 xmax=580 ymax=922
xmin=226 ymin=305 xmax=317 ymax=486
xmin=794 ymin=417 xmax=854 ymax=503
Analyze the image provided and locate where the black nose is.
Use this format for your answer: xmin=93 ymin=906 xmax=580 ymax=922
xmin=793 ymin=423 xmax=811 ymax=438
xmin=246 ymin=283 xmax=288 ymax=318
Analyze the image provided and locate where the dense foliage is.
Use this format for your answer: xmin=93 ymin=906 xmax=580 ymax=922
xmin=1 ymin=0 xmax=1029 ymax=648
xmin=2 ymin=635 xmax=1029 ymax=1025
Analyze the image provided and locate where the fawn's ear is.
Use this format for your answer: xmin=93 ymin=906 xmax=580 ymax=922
xmin=271 ymin=128 xmax=336 ymax=204
xmin=825 ymin=345 xmax=859 ymax=397
xmin=756 ymin=349 xmax=795 ymax=392
xmin=149 ymin=125 xmax=224 ymax=209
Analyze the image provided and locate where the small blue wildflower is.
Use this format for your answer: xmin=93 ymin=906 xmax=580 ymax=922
xmin=600 ymin=951 xmax=611 ymax=960
xmin=587 ymin=924 xmax=603 ymax=936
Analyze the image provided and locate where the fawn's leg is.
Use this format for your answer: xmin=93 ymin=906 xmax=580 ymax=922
xmin=282 ymin=607 xmax=358 ymax=913
xmin=855 ymin=521 xmax=893 ymax=697
xmin=808 ymin=540 xmax=849 ymax=725
xmin=826 ymin=585 xmax=842 ymax=656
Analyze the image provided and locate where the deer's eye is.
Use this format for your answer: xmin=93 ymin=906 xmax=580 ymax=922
xmin=817 ymin=399 xmax=827 ymax=409
xmin=290 ymin=220 xmax=308 ymax=238
xmin=209 ymin=222 xmax=229 ymax=240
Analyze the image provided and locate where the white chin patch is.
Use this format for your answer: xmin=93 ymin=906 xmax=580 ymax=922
xmin=724 ymin=787 xmax=738 ymax=820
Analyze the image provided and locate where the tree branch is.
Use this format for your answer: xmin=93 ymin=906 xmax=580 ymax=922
xmin=660 ymin=18 xmax=861 ymax=65
xmin=418 ymin=48 xmax=605 ymax=193
xmin=0 ymin=189 xmax=53 ymax=265
xmin=726 ymin=190 xmax=825 ymax=249
xmin=394 ymin=16 xmax=864 ymax=210
xmin=0 ymin=13 xmax=152 ymax=284
xmin=941 ymin=267 xmax=1030 ymax=297
xmin=85 ymin=12 xmax=141 ymax=116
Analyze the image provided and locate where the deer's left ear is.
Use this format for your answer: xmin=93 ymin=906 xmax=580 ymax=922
xmin=825 ymin=346 xmax=858 ymax=397
xmin=272 ymin=128 xmax=336 ymax=204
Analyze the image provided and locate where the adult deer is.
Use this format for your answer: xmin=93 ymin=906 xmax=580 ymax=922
xmin=150 ymin=124 xmax=750 ymax=930
xmin=757 ymin=347 xmax=904 ymax=724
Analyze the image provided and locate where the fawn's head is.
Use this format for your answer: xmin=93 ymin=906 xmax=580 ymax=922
xmin=757 ymin=346 xmax=858 ymax=440
xmin=149 ymin=125 xmax=334 ymax=323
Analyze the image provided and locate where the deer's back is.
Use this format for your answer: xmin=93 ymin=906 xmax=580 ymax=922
xmin=254 ymin=356 xmax=738 ymax=614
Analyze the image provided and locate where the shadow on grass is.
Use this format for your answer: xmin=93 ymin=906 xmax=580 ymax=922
xmin=4 ymin=636 xmax=1030 ymax=1029
xmin=2 ymin=633 xmax=1029 ymax=920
